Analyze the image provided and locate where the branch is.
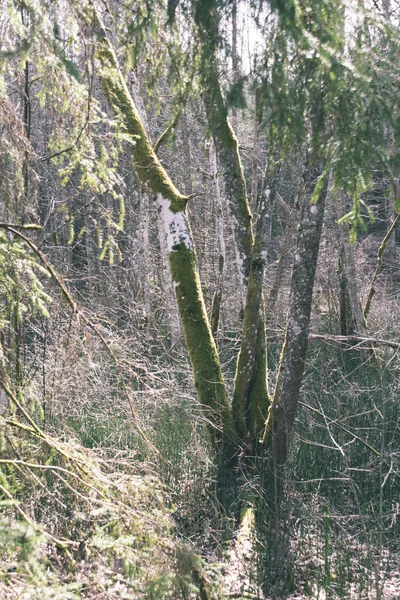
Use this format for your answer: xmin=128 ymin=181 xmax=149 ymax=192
xmin=0 ymin=458 xmax=109 ymax=500
xmin=0 ymin=224 xmax=168 ymax=464
xmin=0 ymin=481 xmax=75 ymax=550
xmin=298 ymin=401 xmax=380 ymax=457
xmin=153 ymin=105 xmax=184 ymax=153
xmin=0 ymin=222 xmax=41 ymax=230
xmin=363 ymin=213 xmax=400 ymax=321
xmin=309 ymin=333 xmax=400 ymax=351
xmin=73 ymin=1 xmax=188 ymax=209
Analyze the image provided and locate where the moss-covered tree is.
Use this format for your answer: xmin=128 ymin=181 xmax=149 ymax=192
xmin=71 ymin=0 xmax=400 ymax=520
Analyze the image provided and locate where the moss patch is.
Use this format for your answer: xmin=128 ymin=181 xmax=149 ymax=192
xmin=169 ymin=243 xmax=234 ymax=447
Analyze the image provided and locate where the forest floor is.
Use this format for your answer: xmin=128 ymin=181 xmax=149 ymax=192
xmin=221 ymin=504 xmax=400 ymax=600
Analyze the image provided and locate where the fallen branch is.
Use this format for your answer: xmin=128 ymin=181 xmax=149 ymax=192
xmin=309 ymin=333 xmax=400 ymax=351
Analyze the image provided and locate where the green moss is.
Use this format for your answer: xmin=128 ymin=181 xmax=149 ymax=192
xmin=91 ymin=8 xmax=236 ymax=456
xmin=93 ymin=15 xmax=187 ymax=213
xmin=232 ymin=264 xmax=269 ymax=442
xmin=169 ymin=243 xmax=234 ymax=447
xmin=247 ymin=306 xmax=270 ymax=440
xmin=202 ymin=60 xmax=253 ymax=282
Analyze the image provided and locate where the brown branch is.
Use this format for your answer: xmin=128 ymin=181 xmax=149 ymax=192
xmin=309 ymin=333 xmax=400 ymax=351
xmin=363 ymin=212 xmax=400 ymax=321
xmin=298 ymin=401 xmax=380 ymax=457
xmin=0 ymin=224 xmax=168 ymax=465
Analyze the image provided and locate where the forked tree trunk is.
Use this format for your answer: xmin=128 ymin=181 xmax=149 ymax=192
xmin=196 ymin=8 xmax=270 ymax=439
xmin=231 ymin=171 xmax=279 ymax=442
xmin=77 ymin=2 xmax=329 ymax=488
xmin=263 ymin=163 xmax=328 ymax=476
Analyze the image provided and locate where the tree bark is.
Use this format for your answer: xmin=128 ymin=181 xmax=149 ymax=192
xmin=263 ymin=163 xmax=328 ymax=471
xmin=195 ymin=6 xmax=269 ymax=441
xmin=130 ymin=74 xmax=152 ymax=321
xmin=209 ymin=138 xmax=226 ymax=337
xmin=231 ymin=0 xmax=239 ymax=135
xmin=131 ymin=72 xmax=181 ymax=341
xmin=336 ymin=193 xmax=367 ymax=337
xmin=80 ymin=4 xmax=234 ymax=450
xmin=195 ymin=5 xmax=252 ymax=306
xmin=250 ymin=88 xmax=262 ymax=212
xmin=231 ymin=172 xmax=279 ymax=442
xmin=204 ymin=81 xmax=252 ymax=308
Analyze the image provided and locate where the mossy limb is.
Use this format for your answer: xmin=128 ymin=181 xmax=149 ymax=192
xmin=89 ymin=7 xmax=187 ymax=213
xmin=169 ymin=242 xmax=234 ymax=448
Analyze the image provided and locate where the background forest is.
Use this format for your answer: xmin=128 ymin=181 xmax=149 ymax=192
xmin=0 ymin=0 xmax=399 ymax=598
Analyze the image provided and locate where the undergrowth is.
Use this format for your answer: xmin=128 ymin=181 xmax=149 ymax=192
xmin=1 ymin=314 xmax=399 ymax=599
xmin=0 ymin=384 xmax=222 ymax=598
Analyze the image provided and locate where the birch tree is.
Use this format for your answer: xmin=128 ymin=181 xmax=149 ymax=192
xmin=73 ymin=3 xmax=236 ymax=457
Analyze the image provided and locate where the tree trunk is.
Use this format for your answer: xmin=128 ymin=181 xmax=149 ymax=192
xmin=205 ymin=81 xmax=252 ymax=308
xmin=131 ymin=72 xmax=181 ymax=341
xmin=263 ymin=163 xmax=328 ymax=474
xmin=22 ymin=59 xmax=31 ymax=223
xmin=196 ymin=5 xmax=252 ymax=305
xmin=231 ymin=172 xmax=279 ymax=442
xmin=79 ymin=4 xmax=234 ymax=451
xmin=231 ymin=0 xmax=239 ymax=135
xmin=250 ymin=88 xmax=262 ymax=212
xmin=209 ymin=138 xmax=226 ymax=337
xmin=195 ymin=6 xmax=270 ymax=440
xmin=156 ymin=198 xmax=183 ymax=346
xmin=336 ymin=193 xmax=367 ymax=337
xmin=338 ymin=245 xmax=354 ymax=336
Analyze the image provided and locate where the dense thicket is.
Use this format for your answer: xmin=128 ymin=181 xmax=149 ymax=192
xmin=0 ymin=0 xmax=399 ymax=598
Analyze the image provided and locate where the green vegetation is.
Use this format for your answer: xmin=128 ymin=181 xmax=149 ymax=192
xmin=1 ymin=0 xmax=400 ymax=597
